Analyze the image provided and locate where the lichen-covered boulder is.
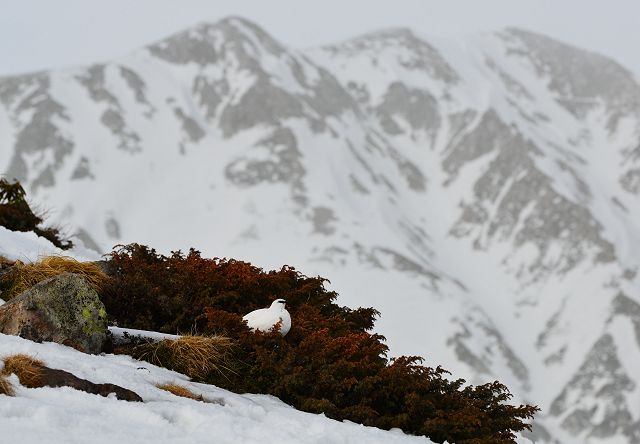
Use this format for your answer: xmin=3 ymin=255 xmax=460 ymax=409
xmin=0 ymin=273 xmax=107 ymax=353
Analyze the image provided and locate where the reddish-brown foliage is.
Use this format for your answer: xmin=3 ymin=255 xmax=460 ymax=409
xmin=101 ymin=243 xmax=538 ymax=443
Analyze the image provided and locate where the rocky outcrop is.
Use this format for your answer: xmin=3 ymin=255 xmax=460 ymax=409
xmin=0 ymin=273 xmax=107 ymax=353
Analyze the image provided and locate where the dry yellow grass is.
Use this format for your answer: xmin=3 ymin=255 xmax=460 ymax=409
xmin=0 ymin=255 xmax=15 ymax=268
xmin=1 ymin=354 xmax=45 ymax=388
xmin=1 ymin=255 xmax=108 ymax=300
xmin=0 ymin=374 xmax=14 ymax=396
xmin=131 ymin=335 xmax=234 ymax=381
xmin=157 ymin=382 xmax=204 ymax=401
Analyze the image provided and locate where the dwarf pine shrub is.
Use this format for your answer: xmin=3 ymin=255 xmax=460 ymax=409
xmin=101 ymin=243 xmax=538 ymax=443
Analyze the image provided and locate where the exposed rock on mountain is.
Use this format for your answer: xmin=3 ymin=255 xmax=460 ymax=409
xmin=2 ymin=17 xmax=640 ymax=443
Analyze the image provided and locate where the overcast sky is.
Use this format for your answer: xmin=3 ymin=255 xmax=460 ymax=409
xmin=1 ymin=0 xmax=639 ymax=77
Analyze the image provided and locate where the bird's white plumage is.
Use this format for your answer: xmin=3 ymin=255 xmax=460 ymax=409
xmin=243 ymin=299 xmax=291 ymax=336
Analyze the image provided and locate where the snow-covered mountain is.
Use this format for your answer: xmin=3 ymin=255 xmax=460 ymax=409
xmin=2 ymin=17 xmax=640 ymax=443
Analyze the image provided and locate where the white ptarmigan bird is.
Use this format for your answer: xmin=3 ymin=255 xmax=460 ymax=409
xmin=242 ymin=299 xmax=291 ymax=336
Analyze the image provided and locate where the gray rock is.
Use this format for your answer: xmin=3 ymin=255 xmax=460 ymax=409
xmin=550 ymin=334 xmax=635 ymax=439
xmin=621 ymin=168 xmax=640 ymax=195
xmin=375 ymin=81 xmax=440 ymax=135
xmin=3 ymin=73 xmax=73 ymax=188
xmin=0 ymin=273 xmax=108 ymax=354
xmin=225 ymin=127 xmax=306 ymax=192
xmin=70 ymin=156 xmax=94 ymax=181
xmin=75 ymin=64 xmax=141 ymax=153
xmin=503 ymin=28 xmax=640 ymax=118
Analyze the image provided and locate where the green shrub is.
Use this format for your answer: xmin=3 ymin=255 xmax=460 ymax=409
xmin=101 ymin=243 xmax=538 ymax=443
xmin=0 ymin=178 xmax=72 ymax=250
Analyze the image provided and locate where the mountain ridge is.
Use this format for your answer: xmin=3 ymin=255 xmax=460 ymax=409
xmin=2 ymin=17 xmax=640 ymax=443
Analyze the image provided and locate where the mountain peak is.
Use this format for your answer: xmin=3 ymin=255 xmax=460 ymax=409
xmin=363 ymin=26 xmax=419 ymax=41
xmin=496 ymin=27 xmax=640 ymax=114
xmin=319 ymin=26 xmax=460 ymax=86
xmin=213 ymin=15 xmax=267 ymax=33
xmin=195 ymin=15 xmax=282 ymax=47
xmin=325 ymin=26 xmax=427 ymax=50
xmin=147 ymin=16 xmax=286 ymax=66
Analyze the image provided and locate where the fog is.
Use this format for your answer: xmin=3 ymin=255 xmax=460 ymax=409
xmin=1 ymin=0 xmax=638 ymax=76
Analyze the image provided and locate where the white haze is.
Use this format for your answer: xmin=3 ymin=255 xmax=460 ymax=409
xmin=1 ymin=0 xmax=639 ymax=76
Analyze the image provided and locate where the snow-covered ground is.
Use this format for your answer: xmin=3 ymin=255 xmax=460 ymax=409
xmin=0 ymin=334 xmax=433 ymax=444
xmin=0 ymin=221 xmax=543 ymax=444
xmin=0 ymin=227 xmax=436 ymax=443
xmin=0 ymin=226 xmax=100 ymax=263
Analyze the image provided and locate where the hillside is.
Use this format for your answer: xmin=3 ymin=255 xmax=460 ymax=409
xmin=0 ymin=226 xmax=537 ymax=444
xmin=2 ymin=17 xmax=640 ymax=443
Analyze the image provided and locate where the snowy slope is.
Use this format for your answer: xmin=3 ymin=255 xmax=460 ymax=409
xmin=0 ymin=226 xmax=100 ymax=263
xmin=0 ymin=228 xmax=437 ymax=444
xmin=0 ymin=335 xmax=433 ymax=444
xmin=2 ymin=17 xmax=640 ymax=443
